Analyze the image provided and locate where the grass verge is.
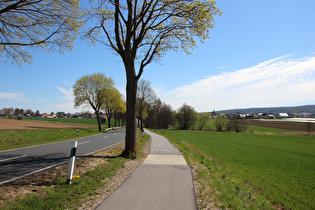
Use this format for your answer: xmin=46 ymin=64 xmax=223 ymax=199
xmin=0 ymin=130 xmax=150 ymax=209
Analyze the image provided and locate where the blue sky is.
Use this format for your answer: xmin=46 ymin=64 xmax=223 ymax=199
xmin=1 ymin=0 xmax=315 ymax=113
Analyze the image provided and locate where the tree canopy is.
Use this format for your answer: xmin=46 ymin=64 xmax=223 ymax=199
xmin=113 ymin=97 xmax=126 ymax=127
xmin=144 ymin=98 xmax=174 ymax=129
xmin=86 ymin=0 xmax=221 ymax=77
xmin=73 ymin=72 xmax=114 ymax=131
xmin=0 ymin=0 xmax=83 ymax=66
xmin=176 ymin=103 xmax=197 ymax=130
xmin=102 ymin=87 xmax=124 ymax=128
xmin=213 ymin=114 xmax=226 ymax=131
xmin=197 ymin=113 xmax=211 ymax=131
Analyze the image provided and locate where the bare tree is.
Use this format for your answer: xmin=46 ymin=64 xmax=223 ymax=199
xmin=25 ymin=109 xmax=34 ymax=116
xmin=137 ymin=79 xmax=156 ymax=132
xmin=14 ymin=108 xmax=21 ymax=116
xmin=305 ymin=122 xmax=313 ymax=135
xmin=144 ymin=98 xmax=174 ymax=129
xmin=158 ymin=102 xmax=174 ymax=129
xmin=228 ymin=114 xmax=247 ymax=133
xmin=4 ymin=107 xmax=13 ymax=117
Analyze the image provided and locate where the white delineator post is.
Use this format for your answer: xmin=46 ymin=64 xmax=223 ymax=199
xmin=67 ymin=141 xmax=77 ymax=184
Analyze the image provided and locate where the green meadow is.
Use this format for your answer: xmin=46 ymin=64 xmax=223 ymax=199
xmin=246 ymin=125 xmax=298 ymax=133
xmin=24 ymin=117 xmax=118 ymax=126
xmin=0 ymin=128 xmax=100 ymax=151
xmin=155 ymin=130 xmax=315 ymax=209
xmin=0 ymin=118 xmax=122 ymax=151
xmin=194 ymin=120 xmax=299 ymax=134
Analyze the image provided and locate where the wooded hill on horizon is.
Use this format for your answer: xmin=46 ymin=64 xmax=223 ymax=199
xmin=215 ymin=105 xmax=315 ymax=115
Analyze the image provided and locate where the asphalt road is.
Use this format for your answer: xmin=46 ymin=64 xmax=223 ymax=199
xmin=0 ymin=128 xmax=125 ymax=185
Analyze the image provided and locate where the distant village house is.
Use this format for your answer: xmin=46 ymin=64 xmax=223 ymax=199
xmin=278 ymin=113 xmax=289 ymax=118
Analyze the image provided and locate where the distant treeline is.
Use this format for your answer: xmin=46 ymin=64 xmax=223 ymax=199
xmin=215 ymin=105 xmax=315 ymax=115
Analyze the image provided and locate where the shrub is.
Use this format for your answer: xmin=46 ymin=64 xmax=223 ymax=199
xmin=226 ymin=120 xmax=233 ymax=131
xmin=305 ymin=122 xmax=313 ymax=135
xmin=17 ymin=115 xmax=24 ymax=120
xmin=213 ymin=114 xmax=227 ymax=131
xmin=227 ymin=115 xmax=247 ymax=133
xmin=175 ymin=103 xmax=197 ymax=130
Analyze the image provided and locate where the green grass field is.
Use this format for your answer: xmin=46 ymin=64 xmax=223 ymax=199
xmin=194 ymin=120 xmax=299 ymax=133
xmin=155 ymin=130 xmax=315 ymax=209
xmin=246 ymin=125 xmax=298 ymax=133
xmin=0 ymin=128 xmax=101 ymax=151
xmin=0 ymin=118 xmax=123 ymax=151
xmin=24 ymin=117 xmax=119 ymax=127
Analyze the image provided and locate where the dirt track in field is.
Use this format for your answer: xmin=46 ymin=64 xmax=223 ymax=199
xmin=248 ymin=120 xmax=315 ymax=132
xmin=0 ymin=119 xmax=95 ymax=130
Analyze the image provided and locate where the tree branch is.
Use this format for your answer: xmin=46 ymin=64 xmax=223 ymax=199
xmin=101 ymin=18 xmax=119 ymax=54
xmin=114 ymin=0 xmax=124 ymax=56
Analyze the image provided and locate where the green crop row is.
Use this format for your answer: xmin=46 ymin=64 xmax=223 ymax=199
xmin=155 ymin=130 xmax=315 ymax=209
xmin=24 ymin=117 xmax=118 ymax=126
xmin=192 ymin=119 xmax=299 ymax=133
xmin=0 ymin=128 xmax=101 ymax=151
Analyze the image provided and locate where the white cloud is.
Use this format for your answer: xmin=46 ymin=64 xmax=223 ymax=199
xmin=217 ymin=66 xmax=228 ymax=69
xmin=116 ymin=86 xmax=126 ymax=99
xmin=56 ymin=87 xmax=74 ymax=101
xmin=0 ymin=91 xmax=29 ymax=102
xmin=160 ymin=54 xmax=315 ymax=112
xmin=51 ymin=87 xmax=81 ymax=113
xmin=52 ymin=101 xmax=81 ymax=113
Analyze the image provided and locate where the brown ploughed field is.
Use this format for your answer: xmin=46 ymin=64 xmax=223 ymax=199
xmin=248 ymin=120 xmax=315 ymax=132
xmin=0 ymin=119 xmax=94 ymax=130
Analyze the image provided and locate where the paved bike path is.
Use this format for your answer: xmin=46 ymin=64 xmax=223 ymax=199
xmin=96 ymin=129 xmax=197 ymax=210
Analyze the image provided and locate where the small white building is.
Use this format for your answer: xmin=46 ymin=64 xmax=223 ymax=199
xmin=278 ymin=113 xmax=289 ymax=118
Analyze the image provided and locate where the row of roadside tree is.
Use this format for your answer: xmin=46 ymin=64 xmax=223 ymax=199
xmin=136 ymin=79 xmax=247 ymax=133
xmin=2 ymin=73 xmax=245 ymax=136
xmin=72 ymin=73 xmax=247 ymax=133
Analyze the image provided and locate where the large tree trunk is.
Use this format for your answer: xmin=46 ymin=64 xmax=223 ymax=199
xmin=96 ymin=111 xmax=101 ymax=132
xmin=123 ymin=63 xmax=138 ymax=157
xmin=108 ymin=116 xmax=111 ymax=128
xmin=140 ymin=113 xmax=144 ymax=132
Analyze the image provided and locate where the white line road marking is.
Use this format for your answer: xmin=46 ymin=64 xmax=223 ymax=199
xmin=0 ymin=155 xmax=28 ymax=163
xmin=78 ymin=141 xmax=90 ymax=145
xmin=103 ymin=136 xmax=108 ymax=139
